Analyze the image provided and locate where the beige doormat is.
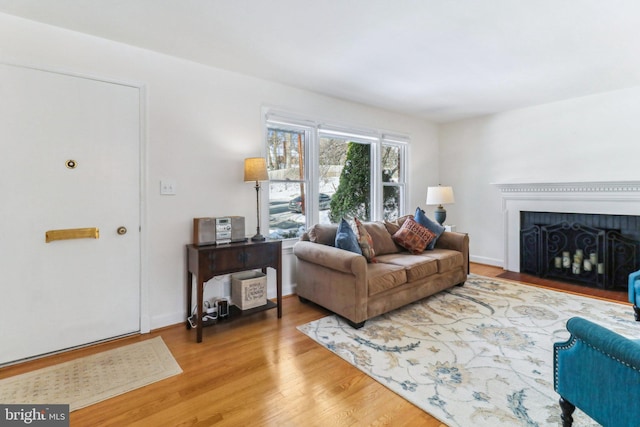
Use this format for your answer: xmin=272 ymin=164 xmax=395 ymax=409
xmin=0 ymin=337 xmax=182 ymax=411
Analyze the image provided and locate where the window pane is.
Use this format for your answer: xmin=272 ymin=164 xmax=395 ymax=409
xmin=267 ymin=126 xmax=307 ymax=239
xmin=267 ymin=128 xmax=304 ymax=181
xmin=268 ymin=181 xmax=306 ymax=239
xmin=321 ymin=137 xmax=371 ymax=222
xmin=382 ymin=143 xmax=403 ymax=221
xmin=383 ymin=185 xmax=400 ymax=220
xmin=382 ymin=145 xmax=400 ymax=183
xmin=318 ymin=138 xmax=346 ymax=224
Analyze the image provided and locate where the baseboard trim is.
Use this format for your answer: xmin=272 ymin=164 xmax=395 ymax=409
xmin=470 ymin=255 xmax=503 ymax=268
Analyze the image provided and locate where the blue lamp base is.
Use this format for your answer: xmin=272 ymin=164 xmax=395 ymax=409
xmin=434 ymin=205 xmax=447 ymax=226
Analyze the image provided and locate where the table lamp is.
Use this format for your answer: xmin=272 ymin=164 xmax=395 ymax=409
xmin=244 ymin=157 xmax=269 ymax=241
xmin=426 ymin=186 xmax=455 ymax=226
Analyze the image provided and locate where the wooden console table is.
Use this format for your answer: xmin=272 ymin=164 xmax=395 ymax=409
xmin=186 ymin=239 xmax=282 ymax=343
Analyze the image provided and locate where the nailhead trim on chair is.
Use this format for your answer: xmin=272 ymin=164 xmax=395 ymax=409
xmin=554 ymin=335 xmax=578 ymax=389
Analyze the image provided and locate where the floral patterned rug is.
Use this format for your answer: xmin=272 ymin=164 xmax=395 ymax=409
xmin=297 ymin=274 xmax=638 ymax=427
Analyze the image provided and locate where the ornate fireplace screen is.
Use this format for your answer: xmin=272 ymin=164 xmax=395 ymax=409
xmin=521 ymin=221 xmax=639 ymax=289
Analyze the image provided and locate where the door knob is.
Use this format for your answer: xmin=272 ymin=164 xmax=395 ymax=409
xmin=117 ymin=226 xmax=127 ymax=235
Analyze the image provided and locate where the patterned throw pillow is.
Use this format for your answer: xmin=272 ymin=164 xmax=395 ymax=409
xmin=383 ymin=214 xmax=412 ymax=235
xmin=392 ymin=217 xmax=437 ymax=254
xmin=335 ymin=218 xmax=362 ymax=255
xmin=354 ymin=217 xmax=377 ymax=263
xmin=414 ymin=207 xmax=445 ymax=250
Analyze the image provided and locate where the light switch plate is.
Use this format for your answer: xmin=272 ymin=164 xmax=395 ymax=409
xmin=160 ymin=179 xmax=176 ymax=195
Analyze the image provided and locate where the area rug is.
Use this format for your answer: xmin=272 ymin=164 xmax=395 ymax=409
xmin=0 ymin=337 xmax=182 ymax=411
xmin=298 ymin=275 xmax=639 ymax=427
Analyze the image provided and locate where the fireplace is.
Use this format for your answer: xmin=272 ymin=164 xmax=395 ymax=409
xmin=494 ymin=181 xmax=640 ymax=287
xmin=519 ymin=211 xmax=640 ymax=289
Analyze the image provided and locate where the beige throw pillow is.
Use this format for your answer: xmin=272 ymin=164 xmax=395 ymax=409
xmin=363 ymin=221 xmax=399 ymax=256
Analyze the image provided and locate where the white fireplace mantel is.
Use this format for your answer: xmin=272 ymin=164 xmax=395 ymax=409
xmin=493 ymin=181 xmax=640 ymax=271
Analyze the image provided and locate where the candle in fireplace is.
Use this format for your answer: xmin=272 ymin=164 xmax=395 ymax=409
xmin=572 ymin=262 xmax=581 ymax=274
xmin=562 ymin=251 xmax=571 ymax=268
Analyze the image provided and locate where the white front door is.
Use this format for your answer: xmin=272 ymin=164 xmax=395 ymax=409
xmin=0 ymin=64 xmax=142 ymax=365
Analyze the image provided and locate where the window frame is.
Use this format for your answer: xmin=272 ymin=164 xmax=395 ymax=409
xmin=263 ymin=120 xmax=314 ymax=239
xmin=380 ymin=135 xmax=409 ymax=221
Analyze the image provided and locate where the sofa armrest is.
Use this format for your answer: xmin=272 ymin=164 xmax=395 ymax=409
xmin=436 ymin=231 xmax=469 ymax=275
xmin=293 ymin=241 xmax=367 ymax=275
xmin=436 ymin=231 xmax=467 ymax=251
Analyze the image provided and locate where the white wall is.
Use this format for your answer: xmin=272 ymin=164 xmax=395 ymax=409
xmin=439 ymin=87 xmax=640 ymax=267
xmin=0 ymin=13 xmax=438 ymax=329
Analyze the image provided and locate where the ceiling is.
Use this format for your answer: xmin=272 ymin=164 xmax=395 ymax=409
xmin=1 ymin=0 xmax=640 ymax=122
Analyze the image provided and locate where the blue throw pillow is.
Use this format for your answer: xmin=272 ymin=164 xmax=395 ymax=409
xmin=335 ymin=219 xmax=363 ymax=255
xmin=414 ymin=207 xmax=445 ymax=250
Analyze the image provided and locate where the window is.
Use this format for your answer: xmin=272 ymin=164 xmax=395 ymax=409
xmin=381 ymin=138 xmax=406 ymax=221
xmin=265 ymin=124 xmax=310 ymax=240
xmin=265 ymin=112 xmax=407 ymax=240
xmin=319 ymin=132 xmax=375 ymax=223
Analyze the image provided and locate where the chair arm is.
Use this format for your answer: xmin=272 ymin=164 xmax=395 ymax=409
xmin=553 ymin=317 xmax=640 ymax=426
xmin=293 ymin=241 xmax=366 ymax=275
xmin=628 ymin=270 xmax=640 ymax=304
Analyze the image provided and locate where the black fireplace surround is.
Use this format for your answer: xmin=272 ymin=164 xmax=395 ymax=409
xmin=520 ymin=212 xmax=640 ymax=289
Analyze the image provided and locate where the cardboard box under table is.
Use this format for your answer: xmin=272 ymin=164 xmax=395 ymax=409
xmin=231 ymin=271 xmax=267 ymax=309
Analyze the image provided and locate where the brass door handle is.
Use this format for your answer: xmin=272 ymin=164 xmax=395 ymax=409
xmin=46 ymin=227 xmax=99 ymax=243
xmin=117 ymin=226 xmax=127 ymax=235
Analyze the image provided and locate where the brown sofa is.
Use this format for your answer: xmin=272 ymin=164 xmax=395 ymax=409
xmin=293 ymin=218 xmax=469 ymax=328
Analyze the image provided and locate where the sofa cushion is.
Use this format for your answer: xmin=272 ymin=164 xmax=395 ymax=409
xmin=415 ymin=207 xmax=445 ymax=250
xmin=354 ymin=217 xmax=377 ymax=262
xmin=367 ymin=262 xmax=407 ymax=296
xmin=307 ymin=223 xmax=338 ymax=246
xmin=419 ymin=249 xmax=464 ymax=273
xmin=376 ymin=253 xmax=439 ymax=282
xmin=363 ymin=221 xmax=399 ymax=256
xmin=392 ymin=217 xmax=436 ymax=254
xmin=335 ymin=219 xmax=362 ymax=255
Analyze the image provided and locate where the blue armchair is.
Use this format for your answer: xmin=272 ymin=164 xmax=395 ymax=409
xmin=629 ymin=269 xmax=640 ymax=321
xmin=553 ymin=317 xmax=640 ymax=427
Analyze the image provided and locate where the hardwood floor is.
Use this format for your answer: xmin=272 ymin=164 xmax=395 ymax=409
xmin=0 ymin=264 xmax=630 ymax=426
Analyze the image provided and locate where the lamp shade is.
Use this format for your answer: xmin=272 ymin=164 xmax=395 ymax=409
xmin=244 ymin=157 xmax=268 ymax=182
xmin=426 ymin=186 xmax=455 ymax=205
